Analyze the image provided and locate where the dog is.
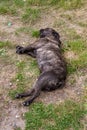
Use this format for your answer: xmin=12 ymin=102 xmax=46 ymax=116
xmin=15 ymin=28 xmax=67 ymax=106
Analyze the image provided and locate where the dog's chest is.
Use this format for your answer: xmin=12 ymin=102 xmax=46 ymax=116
xmin=36 ymin=44 xmax=61 ymax=71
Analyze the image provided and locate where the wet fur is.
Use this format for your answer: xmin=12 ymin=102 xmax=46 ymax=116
xmin=15 ymin=28 xmax=67 ymax=106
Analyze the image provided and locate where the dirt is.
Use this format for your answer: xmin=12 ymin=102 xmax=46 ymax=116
xmin=0 ymin=3 xmax=87 ymax=130
xmin=0 ymin=101 xmax=26 ymax=130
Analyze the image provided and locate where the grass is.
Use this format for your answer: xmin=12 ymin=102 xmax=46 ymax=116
xmin=0 ymin=0 xmax=87 ymax=130
xmin=0 ymin=48 xmax=6 ymax=56
xmin=9 ymin=61 xmax=26 ymax=99
xmin=9 ymin=71 xmax=26 ymax=99
xmin=64 ymin=40 xmax=86 ymax=53
xmin=0 ymin=0 xmax=17 ymax=15
xmin=0 ymin=6 xmax=17 ymax=15
xmin=78 ymin=22 xmax=87 ymax=27
xmin=26 ymin=0 xmax=49 ymax=6
xmin=16 ymin=61 xmax=26 ymax=70
xmin=63 ymin=40 xmax=87 ymax=74
xmin=0 ymin=41 xmax=14 ymax=48
xmin=9 ymin=59 xmax=39 ymax=99
xmin=22 ymin=8 xmax=40 ymax=24
xmin=31 ymin=30 xmax=40 ymax=38
xmin=50 ymin=0 xmax=83 ymax=10
xmin=14 ymin=0 xmax=25 ymax=7
xmin=0 ymin=0 xmax=83 ymax=17
xmin=28 ymin=59 xmax=40 ymax=76
xmin=15 ymin=27 xmax=40 ymax=38
xmin=25 ymin=100 xmax=86 ymax=130
xmin=15 ymin=27 xmax=31 ymax=35
xmin=0 ymin=41 xmax=15 ymax=65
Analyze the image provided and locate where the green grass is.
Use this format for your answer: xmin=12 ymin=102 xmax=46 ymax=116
xmin=68 ymin=51 xmax=87 ymax=73
xmin=15 ymin=28 xmax=40 ymax=38
xmin=50 ymin=0 xmax=83 ymax=10
xmin=15 ymin=27 xmax=31 ymax=35
xmin=27 ymin=0 xmax=49 ymax=6
xmin=9 ymin=58 xmax=39 ymax=99
xmin=0 ymin=1 xmax=17 ymax=15
xmin=9 ymin=72 xmax=25 ymax=99
xmin=9 ymin=59 xmax=39 ymax=99
xmin=0 ymin=0 xmax=84 ymax=17
xmin=25 ymin=100 xmax=86 ymax=130
xmin=78 ymin=22 xmax=87 ymax=27
xmin=0 ymin=41 xmax=13 ymax=48
xmin=0 ymin=48 xmax=6 ymax=56
xmin=64 ymin=28 xmax=81 ymax=41
xmin=14 ymin=0 xmax=25 ymax=7
xmin=63 ymin=40 xmax=87 ymax=74
xmin=16 ymin=61 xmax=26 ymax=70
xmin=0 ymin=41 xmax=17 ymax=66
xmin=22 ymin=8 xmax=40 ymax=24
xmin=0 ymin=6 xmax=17 ymax=15
xmin=28 ymin=59 xmax=40 ymax=76
xmin=64 ymin=40 xmax=86 ymax=53
xmin=31 ymin=30 xmax=40 ymax=38
xmin=9 ymin=61 xmax=26 ymax=99
xmin=0 ymin=1 xmax=86 ymax=130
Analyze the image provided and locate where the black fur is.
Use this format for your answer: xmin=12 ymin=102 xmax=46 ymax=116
xmin=15 ymin=28 xmax=67 ymax=106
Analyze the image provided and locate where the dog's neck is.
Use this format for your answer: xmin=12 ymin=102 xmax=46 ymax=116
xmin=45 ymin=37 xmax=59 ymax=44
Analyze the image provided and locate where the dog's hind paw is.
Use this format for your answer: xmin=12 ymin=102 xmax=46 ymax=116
xmin=23 ymin=100 xmax=32 ymax=106
xmin=15 ymin=94 xmax=23 ymax=99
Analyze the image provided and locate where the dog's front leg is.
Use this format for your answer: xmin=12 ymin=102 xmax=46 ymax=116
xmin=16 ymin=45 xmax=36 ymax=58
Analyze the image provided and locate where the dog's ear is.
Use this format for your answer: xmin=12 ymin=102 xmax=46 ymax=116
xmin=52 ymin=30 xmax=61 ymax=45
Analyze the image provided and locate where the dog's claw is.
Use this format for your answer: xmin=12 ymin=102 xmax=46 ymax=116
xmin=23 ymin=102 xmax=29 ymax=106
xmin=23 ymin=101 xmax=32 ymax=106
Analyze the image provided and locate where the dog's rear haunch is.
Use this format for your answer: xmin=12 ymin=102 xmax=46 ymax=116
xmin=15 ymin=28 xmax=67 ymax=106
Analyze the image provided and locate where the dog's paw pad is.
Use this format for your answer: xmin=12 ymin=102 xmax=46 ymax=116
xmin=16 ymin=46 xmax=24 ymax=54
xmin=23 ymin=101 xmax=31 ymax=106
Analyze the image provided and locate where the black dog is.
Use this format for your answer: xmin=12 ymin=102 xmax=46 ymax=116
xmin=15 ymin=28 xmax=67 ymax=106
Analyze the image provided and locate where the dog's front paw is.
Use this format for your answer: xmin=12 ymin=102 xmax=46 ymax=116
xmin=16 ymin=45 xmax=24 ymax=54
xmin=23 ymin=100 xmax=32 ymax=106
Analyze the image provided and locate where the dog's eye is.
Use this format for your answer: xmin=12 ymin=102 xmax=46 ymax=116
xmin=52 ymin=31 xmax=59 ymax=38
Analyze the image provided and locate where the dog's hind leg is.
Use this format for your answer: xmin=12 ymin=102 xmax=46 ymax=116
xmin=22 ymin=71 xmax=59 ymax=106
xmin=23 ymin=87 xmax=40 ymax=106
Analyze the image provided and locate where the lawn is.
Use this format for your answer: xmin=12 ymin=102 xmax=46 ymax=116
xmin=0 ymin=0 xmax=87 ymax=130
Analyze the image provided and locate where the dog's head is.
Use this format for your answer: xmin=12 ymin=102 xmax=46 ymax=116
xmin=39 ymin=28 xmax=61 ymax=46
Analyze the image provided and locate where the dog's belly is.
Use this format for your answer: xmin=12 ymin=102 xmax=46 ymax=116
xmin=36 ymin=44 xmax=66 ymax=75
xmin=36 ymin=52 xmax=62 ymax=72
xmin=36 ymin=48 xmax=54 ymax=70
